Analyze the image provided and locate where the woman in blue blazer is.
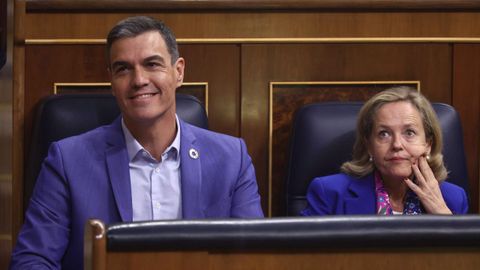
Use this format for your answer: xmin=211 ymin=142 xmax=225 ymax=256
xmin=302 ymin=87 xmax=468 ymax=216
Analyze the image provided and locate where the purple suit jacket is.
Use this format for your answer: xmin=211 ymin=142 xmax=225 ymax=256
xmin=11 ymin=118 xmax=263 ymax=269
xmin=301 ymin=173 xmax=468 ymax=216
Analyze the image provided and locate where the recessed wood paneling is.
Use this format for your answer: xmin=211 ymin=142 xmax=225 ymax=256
xmin=24 ymin=0 xmax=480 ymax=11
xmin=23 ymin=12 xmax=480 ymax=40
xmin=103 ymin=249 xmax=480 ymax=270
xmin=0 ymin=180 xmax=11 ymax=235
xmin=1 ymin=0 xmax=12 ymax=267
xmin=180 ymin=44 xmax=240 ymax=136
xmin=0 ymin=239 xmax=12 ymax=270
xmin=453 ymin=44 xmax=480 ymax=213
xmin=24 ymin=44 xmax=110 ymax=166
xmin=0 ymin=104 xmax=11 ymax=175
xmin=0 ymin=0 xmax=6 ymax=70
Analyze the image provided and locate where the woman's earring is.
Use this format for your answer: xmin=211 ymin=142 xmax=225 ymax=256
xmin=369 ymin=156 xmax=373 ymax=162
xmin=426 ymin=154 xmax=431 ymax=160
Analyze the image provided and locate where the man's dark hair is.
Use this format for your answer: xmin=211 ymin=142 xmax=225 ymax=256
xmin=106 ymin=16 xmax=179 ymax=65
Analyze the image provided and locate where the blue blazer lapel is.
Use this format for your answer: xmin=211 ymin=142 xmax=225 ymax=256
xmin=179 ymin=120 xmax=204 ymax=218
xmin=344 ymin=174 xmax=376 ymax=214
xmin=105 ymin=118 xmax=133 ymax=222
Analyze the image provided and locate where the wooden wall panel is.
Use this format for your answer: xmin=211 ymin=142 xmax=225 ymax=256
xmin=0 ymin=178 xmax=12 ymax=267
xmin=24 ymin=45 xmax=110 ymax=161
xmin=0 ymin=239 xmax=11 ymax=269
xmin=23 ymin=12 xmax=480 ymax=39
xmin=180 ymin=45 xmax=240 ymax=136
xmin=241 ymin=44 xmax=452 ymax=215
xmin=0 ymin=90 xmax=12 ymax=244
xmin=453 ymin=44 xmax=480 ymax=212
xmin=0 ymin=181 xmax=11 ymax=234
xmin=0 ymin=0 xmax=6 ymax=69
xmin=103 ymin=249 xmax=480 ymax=270
xmin=1 ymin=0 xmax=13 ymax=267
xmin=0 ymin=180 xmax=11 ymax=267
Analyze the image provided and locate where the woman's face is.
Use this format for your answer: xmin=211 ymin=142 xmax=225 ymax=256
xmin=368 ymin=101 xmax=432 ymax=182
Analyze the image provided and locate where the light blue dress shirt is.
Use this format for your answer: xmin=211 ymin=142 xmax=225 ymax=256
xmin=121 ymin=117 xmax=182 ymax=221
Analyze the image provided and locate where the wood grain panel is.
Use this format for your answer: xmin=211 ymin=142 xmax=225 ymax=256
xmin=208 ymin=251 xmax=480 ymax=270
xmin=24 ymin=0 xmax=480 ymax=11
xmin=180 ymin=45 xmax=240 ymax=136
xmin=0 ymin=59 xmax=12 ymax=215
xmin=24 ymin=12 xmax=480 ymax=39
xmin=0 ymin=181 xmax=12 ymax=234
xmin=107 ymin=252 xmax=206 ymax=270
xmin=12 ymin=0 xmax=26 ymax=248
xmin=242 ymin=44 xmax=452 ymax=216
xmin=24 ymin=45 xmax=109 ymax=163
xmin=0 ymin=0 xmax=5 ymax=70
xmin=103 ymin=249 xmax=480 ymax=270
xmin=453 ymin=44 xmax=480 ymax=213
xmin=0 ymin=239 xmax=12 ymax=270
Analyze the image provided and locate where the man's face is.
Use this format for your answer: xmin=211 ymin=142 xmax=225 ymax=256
xmin=108 ymin=31 xmax=184 ymax=126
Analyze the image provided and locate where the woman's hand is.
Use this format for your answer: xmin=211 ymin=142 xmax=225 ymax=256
xmin=404 ymin=156 xmax=452 ymax=214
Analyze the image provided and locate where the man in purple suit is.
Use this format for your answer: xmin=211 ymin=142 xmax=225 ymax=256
xmin=10 ymin=16 xmax=263 ymax=269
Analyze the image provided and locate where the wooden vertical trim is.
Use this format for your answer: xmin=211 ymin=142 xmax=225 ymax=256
xmin=452 ymin=44 xmax=480 ymax=213
xmin=22 ymin=0 xmax=480 ymax=11
xmin=84 ymin=219 xmax=106 ymax=270
xmin=12 ymin=0 xmax=26 ymax=244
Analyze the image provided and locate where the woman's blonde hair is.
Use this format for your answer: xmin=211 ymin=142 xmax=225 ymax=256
xmin=341 ymin=86 xmax=448 ymax=181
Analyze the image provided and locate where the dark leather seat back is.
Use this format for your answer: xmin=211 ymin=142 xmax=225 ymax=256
xmin=25 ymin=93 xmax=208 ymax=211
xmin=286 ymin=102 xmax=469 ymax=216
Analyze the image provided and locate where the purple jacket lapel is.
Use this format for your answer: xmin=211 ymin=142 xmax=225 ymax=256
xmin=344 ymin=174 xmax=376 ymax=214
xmin=179 ymin=120 xmax=204 ymax=218
xmin=105 ymin=117 xmax=133 ymax=222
